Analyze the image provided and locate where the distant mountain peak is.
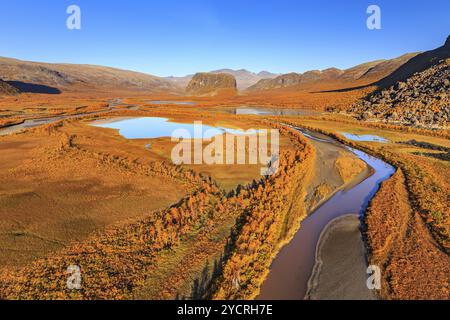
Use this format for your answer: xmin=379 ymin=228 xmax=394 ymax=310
xmin=186 ymin=72 xmax=237 ymax=96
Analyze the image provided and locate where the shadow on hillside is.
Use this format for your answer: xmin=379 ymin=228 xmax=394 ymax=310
xmin=7 ymin=81 xmax=61 ymax=94
xmin=313 ymin=35 xmax=449 ymax=94
xmin=311 ymin=83 xmax=375 ymax=93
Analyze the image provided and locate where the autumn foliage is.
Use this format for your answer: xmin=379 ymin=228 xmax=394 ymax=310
xmin=365 ymin=170 xmax=449 ymax=300
xmin=0 ymin=121 xmax=314 ymax=300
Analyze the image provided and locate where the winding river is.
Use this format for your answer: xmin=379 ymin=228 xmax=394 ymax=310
xmin=0 ymin=108 xmax=395 ymax=299
xmin=258 ymin=128 xmax=395 ymax=300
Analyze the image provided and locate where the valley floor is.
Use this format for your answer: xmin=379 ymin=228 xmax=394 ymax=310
xmin=0 ymin=97 xmax=448 ymax=300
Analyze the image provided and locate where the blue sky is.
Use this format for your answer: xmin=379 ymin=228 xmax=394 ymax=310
xmin=1 ymin=0 xmax=449 ymax=76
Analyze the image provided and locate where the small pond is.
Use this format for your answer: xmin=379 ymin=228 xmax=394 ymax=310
xmin=341 ymin=133 xmax=388 ymax=143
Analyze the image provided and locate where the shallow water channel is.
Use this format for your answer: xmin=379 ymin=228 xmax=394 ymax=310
xmin=258 ymin=128 xmax=395 ymax=299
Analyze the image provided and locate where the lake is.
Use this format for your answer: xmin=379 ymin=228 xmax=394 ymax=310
xmin=91 ymin=117 xmax=261 ymax=139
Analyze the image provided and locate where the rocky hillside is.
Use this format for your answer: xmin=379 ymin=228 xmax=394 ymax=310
xmin=0 ymin=79 xmax=19 ymax=95
xmin=185 ymin=73 xmax=237 ymax=96
xmin=246 ymin=53 xmax=418 ymax=92
xmin=349 ymin=59 xmax=450 ymax=128
xmin=0 ymin=57 xmax=180 ymax=94
xmin=167 ymin=69 xmax=278 ymax=90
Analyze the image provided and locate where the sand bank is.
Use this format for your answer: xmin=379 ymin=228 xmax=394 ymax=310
xmin=306 ymin=214 xmax=377 ymax=300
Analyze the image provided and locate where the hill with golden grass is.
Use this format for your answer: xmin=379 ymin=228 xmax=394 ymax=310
xmin=246 ymin=53 xmax=418 ymax=92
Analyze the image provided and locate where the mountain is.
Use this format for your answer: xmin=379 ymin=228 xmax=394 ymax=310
xmin=166 ymin=69 xmax=278 ymax=91
xmin=0 ymin=57 xmax=180 ymax=94
xmin=0 ymin=78 xmax=19 ymax=95
xmin=350 ymin=58 xmax=449 ymax=128
xmin=210 ymin=69 xmax=278 ymax=90
xmin=246 ymin=53 xmax=419 ymax=92
xmin=349 ymin=36 xmax=450 ymax=129
xmin=186 ymin=73 xmax=237 ymax=96
xmin=257 ymin=71 xmax=278 ymax=78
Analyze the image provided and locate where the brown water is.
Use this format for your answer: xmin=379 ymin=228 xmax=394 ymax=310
xmin=258 ymin=129 xmax=395 ymax=300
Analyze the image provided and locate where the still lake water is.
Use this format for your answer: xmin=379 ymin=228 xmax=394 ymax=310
xmin=92 ymin=117 xmax=261 ymax=139
xmin=341 ymin=133 xmax=388 ymax=143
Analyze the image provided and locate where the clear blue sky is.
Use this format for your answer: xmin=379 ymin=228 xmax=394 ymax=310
xmin=1 ymin=0 xmax=449 ymax=76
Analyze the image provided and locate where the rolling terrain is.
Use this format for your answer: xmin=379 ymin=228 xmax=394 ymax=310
xmin=349 ymin=37 xmax=450 ymax=129
xmin=0 ymin=57 xmax=180 ymax=94
xmin=246 ymin=53 xmax=418 ymax=92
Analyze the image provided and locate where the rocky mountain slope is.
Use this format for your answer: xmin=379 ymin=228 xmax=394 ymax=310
xmin=350 ymin=59 xmax=449 ymax=128
xmin=349 ymin=36 xmax=450 ymax=129
xmin=185 ymin=73 xmax=237 ymax=96
xmin=0 ymin=57 xmax=180 ymax=94
xmin=167 ymin=69 xmax=278 ymax=90
xmin=0 ymin=79 xmax=19 ymax=95
xmin=246 ymin=53 xmax=418 ymax=92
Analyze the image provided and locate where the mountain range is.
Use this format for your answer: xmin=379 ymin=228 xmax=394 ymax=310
xmin=0 ymin=78 xmax=19 ymax=95
xmin=0 ymin=35 xmax=448 ymax=99
xmin=246 ymin=53 xmax=419 ymax=92
xmin=0 ymin=57 xmax=179 ymax=94
xmin=166 ymin=69 xmax=279 ymax=91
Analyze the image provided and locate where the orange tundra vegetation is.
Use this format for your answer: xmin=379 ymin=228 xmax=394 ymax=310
xmin=282 ymin=119 xmax=449 ymax=251
xmin=0 ymin=121 xmax=314 ymax=300
xmin=212 ymin=124 xmax=315 ymax=300
xmin=365 ymin=170 xmax=449 ymax=300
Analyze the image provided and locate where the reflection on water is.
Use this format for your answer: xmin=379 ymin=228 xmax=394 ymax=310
xmin=234 ymin=108 xmax=319 ymax=116
xmin=258 ymin=129 xmax=395 ymax=300
xmin=92 ymin=117 xmax=261 ymax=139
xmin=342 ymin=132 xmax=388 ymax=143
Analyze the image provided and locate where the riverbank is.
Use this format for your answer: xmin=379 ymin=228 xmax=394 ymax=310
xmin=306 ymin=214 xmax=377 ymax=300
xmin=257 ymin=129 xmax=394 ymax=300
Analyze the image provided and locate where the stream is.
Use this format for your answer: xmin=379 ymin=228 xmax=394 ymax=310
xmin=258 ymin=128 xmax=395 ymax=300
xmin=0 ymin=99 xmax=138 ymax=136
